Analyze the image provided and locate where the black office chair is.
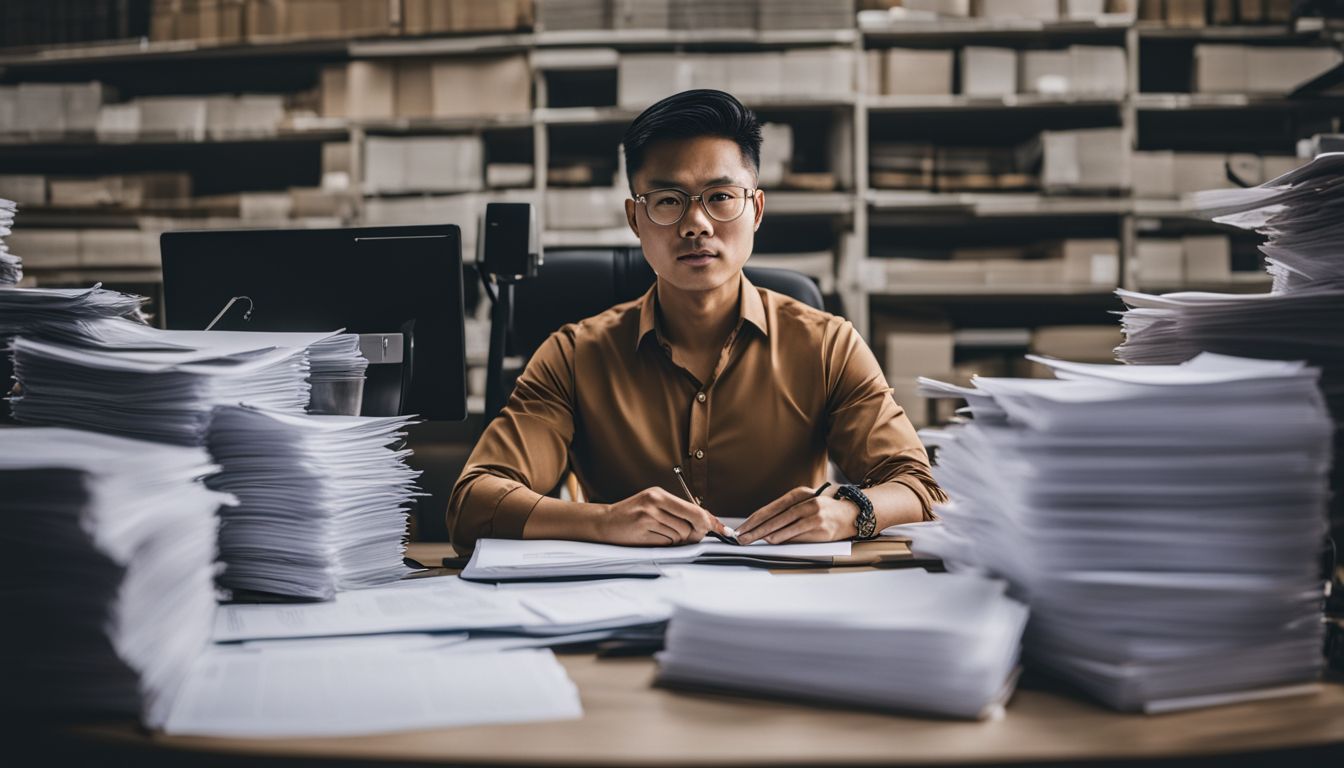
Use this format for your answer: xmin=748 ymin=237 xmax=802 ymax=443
xmin=484 ymin=247 xmax=826 ymax=423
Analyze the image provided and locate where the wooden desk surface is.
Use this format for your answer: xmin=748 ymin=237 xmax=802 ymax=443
xmin=65 ymin=658 xmax=1344 ymax=766
xmin=45 ymin=544 xmax=1344 ymax=765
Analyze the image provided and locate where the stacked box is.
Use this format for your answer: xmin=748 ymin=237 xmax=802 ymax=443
xmin=136 ymin=97 xmax=210 ymax=141
xmin=1183 ymin=235 xmax=1232 ymax=283
xmin=363 ymin=135 xmax=485 ymax=194
xmin=0 ymin=176 xmax=47 ymax=206
xmin=757 ymin=0 xmax=856 ymax=30
xmin=535 ymin=0 xmax=609 ymax=31
xmin=544 ymin=187 xmax=628 ymax=230
xmin=1196 ymin=45 xmax=1342 ymax=94
xmin=671 ymin=0 xmax=755 ymax=29
xmin=759 ymin=123 xmax=794 ymax=188
xmin=975 ymin=0 xmax=1059 ymax=19
xmin=885 ymin=49 xmax=955 ymax=96
xmin=614 ymin=0 xmax=672 ymax=29
xmin=884 ymin=327 xmax=955 ymax=428
xmin=428 ymin=56 xmax=532 ymax=118
xmin=1055 ymin=238 xmax=1120 ymax=286
xmin=1041 ymin=128 xmax=1129 ymax=191
xmin=961 ymin=48 xmax=1018 ymax=97
xmin=1134 ymin=239 xmax=1185 ymax=285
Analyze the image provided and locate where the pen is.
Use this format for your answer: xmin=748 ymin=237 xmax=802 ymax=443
xmin=673 ymin=466 xmax=738 ymax=543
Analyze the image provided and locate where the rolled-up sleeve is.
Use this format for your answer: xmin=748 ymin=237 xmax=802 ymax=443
xmin=447 ymin=328 xmax=578 ymax=554
xmin=821 ymin=319 xmax=947 ymax=520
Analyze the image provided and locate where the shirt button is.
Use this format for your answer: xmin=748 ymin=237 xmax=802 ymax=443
xmin=694 ymin=449 xmax=705 ymax=460
xmin=696 ymin=392 xmax=706 ymax=403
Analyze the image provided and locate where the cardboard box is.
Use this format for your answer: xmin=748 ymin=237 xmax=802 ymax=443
xmin=49 ymin=178 xmax=122 ymax=208
xmin=405 ymin=0 xmax=532 ymax=34
xmin=1182 ymin=234 xmax=1231 ymax=283
xmin=1063 ymin=0 xmax=1107 ymax=17
xmin=904 ymin=0 xmax=971 ymax=15
xmin=1193 ymin=45 xmax=1249 ymax=93
xmin=136 ymin=96 xmax=209 ymax=140
xmin=290 ymin=187 xmax=355 ymax=218
xmin=1135 ymin=239 xmax=1184 ymax=285
xmin=1030 ymin=325 xmax=1122 ymax=363
xmin=363 ymin=135 xmax=485 ymax=193
xmin=1058 ymin=238 xmax=1120 ymax=285
xmin=864 ymin=50 xmax=884 ymax=96
xmin=1041 ymin=128 xmax=1129 ymax=191
xmin=1069 ymin=46 xmax=1126 ymax=95
xmin=975 ymin=0 xmax=1059 ymax=19
xmin=885 ymin=49 xmax=955 ymax=96
xmin=79 ymin=230 xmax=158 ymax=267
xmin=619 ymin=54 xmax=691 ymax=108
xmin=1172 ymin=153 xmax=1231 ymax=195
xmin=486 ymin=162 xmax=535 ymax=188
xmin=96 ymin=103 xmax=141 ymax=140
xmin=0 ymin=86 xmax=16 ymax=134
xmin=284 ymin=0 xmax=345 ymax=39
xmin=961 ymin=47 xmax=1018 ymax=97
xmin=245 ymin=0 xmax=287 ymax=40
xmin=321 ymin=61 xmax=397 ymax=120
xmin=1020 ymin=50 xmax=1072 ymax=95
xmin=1027 ymin=325 xmax=1119 ymax=375
xmin=884 ymin=329 xmax=955 ymax=376
xmin=394 ymin=61 xmax=434 ymax=119
xmin=759 ymin=122 xmax=794 ymax=188
xmin=728 ymin=53 xmax=786 ymax=100
xmin=5 ymin=230 xmax=81 ymax=269
xmin=614 ymin=0 xmax=671 ymax=29
xmin=1165 ymin=0 xmax=1206 ymax=27
xmin=781 ymin=49 xmax=854 ymax=96
xmin=545 ymin=187 xmax=628 ymax=230
xmin=0 ymin=175 xmax=47 ymax=206
xmin=430 ymin=55 xmax=531 ymax=118
xmin=1238 ymin=0 xmax=1264 ymax=23
xmin=1247 ymin=47 xmax=1343 ymax=94
xmin=15 ymin=84 xmax=67 ymax=135
xmin=1131 ymin=151 xmax=1176 ymax=198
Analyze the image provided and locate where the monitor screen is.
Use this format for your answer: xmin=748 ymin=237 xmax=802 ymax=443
xmin=160 ymin=224 xmax=466 ymax=422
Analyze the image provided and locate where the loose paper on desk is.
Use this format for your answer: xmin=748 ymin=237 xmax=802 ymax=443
xmin=161 ymin=646 xmax=581 ymax=737
xmin=461 ymin=537 xmax=851 ymax=581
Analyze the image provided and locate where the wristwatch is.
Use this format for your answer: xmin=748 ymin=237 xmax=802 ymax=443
xmin=835 ymin=484 xmax=877 ymax=540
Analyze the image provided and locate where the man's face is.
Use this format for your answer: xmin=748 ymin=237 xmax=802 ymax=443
xmin=624 ymin=135 xmax=765 ymax=295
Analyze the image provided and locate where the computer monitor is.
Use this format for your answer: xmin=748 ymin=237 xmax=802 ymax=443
xmin=160 ymin=224 xmax=467 ymax=422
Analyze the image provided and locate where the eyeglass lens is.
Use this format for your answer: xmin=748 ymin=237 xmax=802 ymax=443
xmin=645 ymin=186 xmax=748 ymax=226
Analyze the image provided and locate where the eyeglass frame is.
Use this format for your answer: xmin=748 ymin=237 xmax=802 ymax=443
xmin=632 ymin=185 xmax=759 ymax=227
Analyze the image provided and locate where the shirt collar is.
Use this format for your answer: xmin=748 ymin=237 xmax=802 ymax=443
xmin=636 ymin=272 xmax=769 ymax=353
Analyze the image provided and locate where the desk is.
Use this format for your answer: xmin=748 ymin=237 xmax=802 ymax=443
xmin=30 ymin=543 xmax=1344 ymax=766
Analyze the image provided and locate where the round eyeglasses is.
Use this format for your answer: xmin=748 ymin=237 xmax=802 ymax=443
xmin=634 ymin=185 xmax=756 ymax=227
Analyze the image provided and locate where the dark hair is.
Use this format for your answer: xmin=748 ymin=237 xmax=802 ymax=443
xmin=622 ymin=89 xmax=762 ymax=192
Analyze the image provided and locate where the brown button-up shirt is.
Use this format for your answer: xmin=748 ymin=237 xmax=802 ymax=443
xmin=447 ymin=275 xmax=944 ymax=552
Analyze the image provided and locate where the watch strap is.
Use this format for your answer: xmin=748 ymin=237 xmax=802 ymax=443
xmin=835 ymin=484 xmax=877 ymax=540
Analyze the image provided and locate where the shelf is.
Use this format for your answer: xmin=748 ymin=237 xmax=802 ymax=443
xmin=0 ymin=128 xmax=348 ymax=151
xmin=1134 ymin=92 xmax=1344 ymax=110
xmin=868 ymin=191 xmax=1131 ymax=217
xmin=866 ymin=94 xmax=1124 ymax=113
xmin=0 ymin=28 xmax=860 ymax=69
xmin=1133 ymin=274 xmax=1273 ymax=293
xmin=0 ymin=36 xmax=351 ymax=68
xmin=1134 ymin=20 xmax=1329 ymax=41
xmin=868 ymin=284 xmax=1120 ymax=299
xmin=858 ymin=15 xmax=1133 ymax=43
xmin=543 ymin=227 xmax=640 ymax=248
xmin=533 ymin=28 xmax=859 ymax=49
xmin=763 ymin=191 xmax=855 ymax=216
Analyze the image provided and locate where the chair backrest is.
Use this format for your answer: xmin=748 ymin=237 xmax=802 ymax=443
xmin=509 ymin=247 xmax=825 ymax=360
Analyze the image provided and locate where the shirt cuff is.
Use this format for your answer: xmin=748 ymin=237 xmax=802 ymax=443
xmin=886 ymin=474 xmax=944 ymax=522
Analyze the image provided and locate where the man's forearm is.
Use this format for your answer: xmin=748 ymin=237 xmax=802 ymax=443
xmin=522 ymin=496 xmax=608 ymax=541
xmin=867 ymin=481 xmax=926 ymax=531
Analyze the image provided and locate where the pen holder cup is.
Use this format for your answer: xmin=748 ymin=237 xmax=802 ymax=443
xmin=308 ymin=375 xmax=366 ymax=416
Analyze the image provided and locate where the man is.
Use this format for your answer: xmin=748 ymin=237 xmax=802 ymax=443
xmin=448 ymin=89 xmax=943 ymax=553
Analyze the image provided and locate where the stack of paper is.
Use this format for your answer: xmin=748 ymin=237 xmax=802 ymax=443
xmin=205 ymin=404 xmax=421 ymax=599
xmin=0 ymin=284 xmax=146 ymax=337
xmin=913 ymin=353 xmax=1332 ymax=712
xmin=460 ymin=537 xmax=851 ymax=581
xmin=0 ymin=198 xmax=19 ymax=285
xmin=161 ymin=645 xmax=581 ymax=737
xmin=9 ymin=334 xmax=311 ymax=444
xmin=0 ymin=428 xmax=229 ymax=727
xmin=656 ymin=570 xmax=1028 ymax=719
xmin=1119 ymin=151 xmax=1344 ymax=534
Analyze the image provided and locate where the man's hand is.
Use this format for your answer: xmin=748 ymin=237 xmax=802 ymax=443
xmin=595 ymin=487 xmax=726 ymax=546
xmin=735 ymin=487 xmax=857 ymax=544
